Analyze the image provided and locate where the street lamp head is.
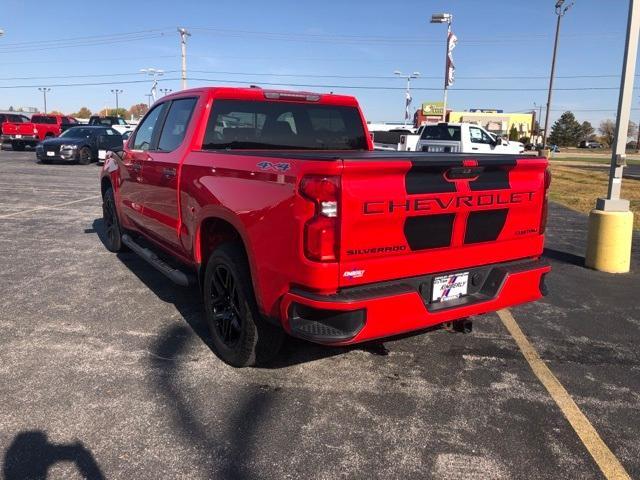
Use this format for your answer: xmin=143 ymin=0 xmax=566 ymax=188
xmin=177 ymin=27 xmax=191 ymax=37
xmin=430 ymin=13 xmax=452 ymax=24
xmin=555 ymin=0 xmax=565 ymax=8
xmin=0 ymin=29 xmax=4 ymax=37
xmin=412 ymin=71 xmax=421 ymax=77
xmin=393 ymin=70 xmax=402 ymax=76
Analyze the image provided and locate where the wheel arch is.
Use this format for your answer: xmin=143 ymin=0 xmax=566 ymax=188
xmin=196 ymin=215 xmax=265 ymax=312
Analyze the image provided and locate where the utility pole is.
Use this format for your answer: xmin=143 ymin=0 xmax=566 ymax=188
xmin=542 ymin=0 xmax=573 ymax=148
xmin=145 ymin=94 xmax=153 ymax=108
xmin=586 ymin=0 xmax=639 ymax=275
xmin=178 ymin=27 xmax=191 ymax=90
xmin=110 ymin=89 xmax=123 ymax=115
xmin=38 ymin=87 xmax=51 ymax=114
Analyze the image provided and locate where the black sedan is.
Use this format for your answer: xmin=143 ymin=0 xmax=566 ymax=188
xmin=36 ymin=126 xmax=122 ymax=165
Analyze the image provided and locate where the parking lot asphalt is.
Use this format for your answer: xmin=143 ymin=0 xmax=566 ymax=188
xmin=0 ymin=150 xmax=638 ymax=479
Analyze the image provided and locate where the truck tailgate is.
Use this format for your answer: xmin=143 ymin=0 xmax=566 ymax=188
xmin=2 ymin=122 xmax=36 ymax=136
xmin=338 ymin=154 xmax=548 ymax=287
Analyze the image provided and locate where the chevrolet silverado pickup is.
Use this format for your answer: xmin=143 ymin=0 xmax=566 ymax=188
xmin=99 ymin=86 xmax=551 ymax=367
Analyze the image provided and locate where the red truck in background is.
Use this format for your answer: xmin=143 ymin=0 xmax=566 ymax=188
xmin=1 ymin=114 xmax=78 ymax=150
xmin=99 ymin=86 xmax=551 ymax=367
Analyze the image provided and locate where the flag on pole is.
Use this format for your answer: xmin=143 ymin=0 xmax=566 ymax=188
xmin=405 ymin=89 xmax=412 ymax=122
xmin=445 ymin=30 xmax=458 ymax=87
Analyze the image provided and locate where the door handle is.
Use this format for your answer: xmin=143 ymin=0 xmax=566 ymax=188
xmin=163 ymin=167 xmax=176 ymax=178
xmin=471 ymin=147 xmax=479 ymax=150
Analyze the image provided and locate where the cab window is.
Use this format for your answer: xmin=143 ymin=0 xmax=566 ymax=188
xmin=469 ymin=127 xmax=493 ymax=144
xmin=131 ymin=104 xmax=165 ymax=151
xmin=157 ymin=98 xmax=197 ymax=151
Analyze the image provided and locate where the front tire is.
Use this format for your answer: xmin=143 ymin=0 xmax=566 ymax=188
xmin=78 ymin=147 xmax=92 ymax=165
xmin=102 ymin=187 xmax=126 ymax=252
xmin=204 ymin=243 xmax=283 ymax=367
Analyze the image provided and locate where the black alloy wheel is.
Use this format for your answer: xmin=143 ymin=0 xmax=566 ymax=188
xmin=203 ymin=243 xmax=284 ymax=367
xmin=209 ymin=264 xmax=243 ymax=348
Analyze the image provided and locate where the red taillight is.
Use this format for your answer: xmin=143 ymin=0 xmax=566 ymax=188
xmin=540 ymin=169 xmax=551 ymax=234
xmin=300 ymin=175 xmax=340 ymax=262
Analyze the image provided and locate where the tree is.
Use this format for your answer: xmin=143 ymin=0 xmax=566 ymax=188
xmin=598 ymin=119 xmax=638 ymax=146
xmin=508 ymin=125 xmax=519 ymax=141
xmin=129 ymin=103 xmax=149 ymax=120
xmin=548 ymin=111 xmax=582 ymax=147
xmin=580 ymin=121 xmax=595 ymax=140
xmin=73 ymin=107 xmax=92 ymax=119
xmin=99 ymin=108 xmax=131 ymax=119
xmin=49 ymin=110 xmax=65 ymax=116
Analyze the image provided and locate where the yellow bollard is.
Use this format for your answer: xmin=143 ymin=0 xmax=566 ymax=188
xmin=585 ymin=209 xmax=634 ymax=273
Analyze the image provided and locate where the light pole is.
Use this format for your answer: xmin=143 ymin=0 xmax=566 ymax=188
xmin=110 ymin=89 xmax=123 ymax=115
xmin=160 ymin=88 xmax=173 ymax=96
xmin=431 ymin=12 xmax=453 ymax=121
xmin=38 ymin=87 xmax=51 ymax=114
xmin=178 ymin=27 xmax=191 ymax=90
xmin=140 ymin=68 xmax=164 ymax=102
xmin=394 ymin=71 xmax=421 ymax=126
xmin=586 ymin=0 xmax=639 ymax=275
xmin=542 ymin=0 xmax=573 ymax=149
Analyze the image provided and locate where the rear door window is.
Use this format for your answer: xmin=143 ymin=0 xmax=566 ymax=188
xmin=131 ymin=104 xmax=166 ymax=151
xmin=202 ymin=100 xmax=367 ymax=150
xmin=31 ymin=115 xmax=57 ymax=124
xmin=157 ymin=98 xmax=197 ymax=151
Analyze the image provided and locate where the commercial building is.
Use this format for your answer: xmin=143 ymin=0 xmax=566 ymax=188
xmin=447 ymin=109 xmax=534 ymax=139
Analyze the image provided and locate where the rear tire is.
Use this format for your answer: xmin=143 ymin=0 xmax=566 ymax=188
xmin=204 ymin=243 xmax=284 ymax=367
xmin=78 ymin=147 xmax=92 ymax=165
xmin=102 ymin=187 xmax=126 ymax=252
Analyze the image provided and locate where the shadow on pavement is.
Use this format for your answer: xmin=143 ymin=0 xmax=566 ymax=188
xmin=543 ymin=247 xmax=585 ymax=267
xmin=3 ymin=431 xmax=104 ymax=480
xmin=91 ymin=217 xmax=349 ymax=367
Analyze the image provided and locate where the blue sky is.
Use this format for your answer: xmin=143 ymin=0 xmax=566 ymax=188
xmin=0 ymin=0 xmax=636 ymax=127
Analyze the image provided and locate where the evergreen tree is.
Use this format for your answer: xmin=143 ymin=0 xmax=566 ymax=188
xmin=508 ymin=125 xmax=519 ymax=141
xmin=548 ymin=111 xmax=582 ymax=146
xmin=580 ymin=121 xmax=595 ymax=140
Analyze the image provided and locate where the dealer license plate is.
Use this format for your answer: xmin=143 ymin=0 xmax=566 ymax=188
xmin=46 ymin=151 xmax=55 ymax=157
xmin=98 ymin=149 xmax=107 ymax=160
xmin=432 ymin=272 xmax=469 ymax=302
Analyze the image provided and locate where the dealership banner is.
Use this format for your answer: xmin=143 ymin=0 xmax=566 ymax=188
xmin=446 ymin=30 xmax=457 ymax=87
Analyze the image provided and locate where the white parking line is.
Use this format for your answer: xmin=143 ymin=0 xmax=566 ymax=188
xmin=0 ymin=195 xmax=101 ymax=219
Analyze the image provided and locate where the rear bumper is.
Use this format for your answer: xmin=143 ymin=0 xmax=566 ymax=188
xmin=281 ymin=259 xmax=550 ymax=345
xmin=1 ymin=135 xmax=38 ymax=143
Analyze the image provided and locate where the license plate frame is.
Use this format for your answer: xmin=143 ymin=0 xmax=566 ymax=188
xmin=431 ymin=272 xmax=469 ymax=303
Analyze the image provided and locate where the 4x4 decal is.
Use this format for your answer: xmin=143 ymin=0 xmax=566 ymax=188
xmin=257 ymin=161 xmax=290 ymax=172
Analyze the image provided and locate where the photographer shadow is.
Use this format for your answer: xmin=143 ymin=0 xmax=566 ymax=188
xmin=3 ymin=431 xmax=104 ymax=480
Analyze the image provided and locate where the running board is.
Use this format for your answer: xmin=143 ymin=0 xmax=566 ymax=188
xmin=121 ymin=234 xmax=193 ymax=287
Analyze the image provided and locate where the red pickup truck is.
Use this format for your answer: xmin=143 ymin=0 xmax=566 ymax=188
xmin=1 ymin=114 xmax=78 ymax=150
xmin=100 ymin=87 xmax=551 ymax=367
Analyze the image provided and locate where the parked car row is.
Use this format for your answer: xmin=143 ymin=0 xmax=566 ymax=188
xmin=1 ymin=114 xmax=134 ymax=153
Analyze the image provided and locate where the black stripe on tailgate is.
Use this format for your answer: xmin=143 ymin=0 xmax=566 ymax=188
xmin=464 ymin=209 xmax=508 ymax=244
xmin=468 ymin=158 xmax=516 ymax=191
xmin=404 ymin=214 xmax=455 ymax=250
xmin=405 ymin=165 xmax=458 ymax=194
